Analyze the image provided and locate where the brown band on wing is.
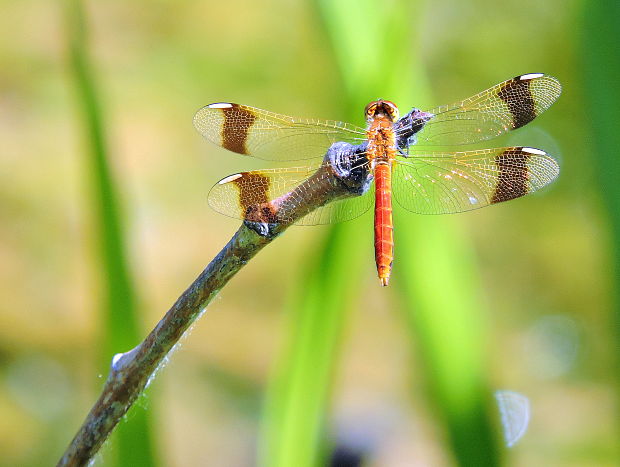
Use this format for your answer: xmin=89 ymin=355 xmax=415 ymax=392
xmin=233 ymin=172 xmax=278 ymax=223
xmin=491 ymin=148 xmax=531 ymax=204
xmin=497 ymin=78 xmax=536 ymax=129
xmin=221 ymin=104 xmax=256 ymax=154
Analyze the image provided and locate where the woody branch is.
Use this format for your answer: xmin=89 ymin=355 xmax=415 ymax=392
xmin=57 ymin=146 xmax=369 ymax=467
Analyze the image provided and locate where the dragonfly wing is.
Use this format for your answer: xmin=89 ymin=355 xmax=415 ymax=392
xmin=209 ymin=162 xmax=374 ymax=226
xmin=299 ymin=186 xmax=374 ymax=225
xmin=194 ymin=103 xmax=367 ymax=161
xmin=399 ymin=74 xmax=561 ymax=147
xmin=393 ymin=147 xmax=559 ymax=214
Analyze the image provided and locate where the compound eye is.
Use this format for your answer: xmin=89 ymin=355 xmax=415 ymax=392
xmin=386 ymin=102 xmax=400 ymax=121
xmin=364 ymin=102 xmax=377 ymax=119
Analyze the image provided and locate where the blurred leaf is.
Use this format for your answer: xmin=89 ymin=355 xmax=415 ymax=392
xmin=582 ymin=0 xmax=620 ymax=388
xmin=261 ymin=0 xmax=500 ymax=465
xmin=321 ymin=1 xmax=501 ymax=462
xmin=396 ymin=216 xmax=500 ymax=465
xmin=201 ymin=363 xmax=262 ymax=416
xmin=260 ymin=223 xmax=365 ymax=467
xmin=65 ymin=0 xmax=156 ymax=465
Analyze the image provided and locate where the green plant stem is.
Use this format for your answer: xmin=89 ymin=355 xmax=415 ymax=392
xmin=65 ymin=0 xmax=154 ymax=464
xmin=582 ymin=0 xmax=620 ymax=400
xmin=260 ymin=220 xmax=365 ymax=467
xmin=307 ymin=1 xmax=500 ymax=466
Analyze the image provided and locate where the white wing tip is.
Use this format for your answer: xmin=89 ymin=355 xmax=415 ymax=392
xmin=518 ymin=73 xmax=545 ymax=81
xmin=207 ymin=102 xmax=234 ymax=109
xmin=522 ymin=147 xmax=547 ymax=156
xmin=218 ymin=173 xmax=243 ymax=184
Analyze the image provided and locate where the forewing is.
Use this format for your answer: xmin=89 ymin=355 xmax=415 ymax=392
xmin=407 ymin=74 xmax=561 ymax=146
xmin=194 ymin=103 xmax=367 ymax=161
xmin=393 ymin=147 xmax=559 ymax=214
xmin=209 ymin=163 xmax=374 ymax=225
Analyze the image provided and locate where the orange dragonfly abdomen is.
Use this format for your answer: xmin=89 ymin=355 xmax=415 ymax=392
xmin=374 ymin=161 xmax=394 ymax=286
xmin=365 ymin=100 xmax=400 ymax=287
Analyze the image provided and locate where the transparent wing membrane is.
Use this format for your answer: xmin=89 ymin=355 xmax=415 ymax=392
xmin=194 ymin=103 xmax=366 ymax=161
xmin=393 ymin=147 xmax=559 ymax=214
xmin=199 ymin=74 xmax=561 ymax=226
xmin=405 ymin=74 xmax=561 ymax=147
xmin=208 ymin=163 xmax=374 ymax=225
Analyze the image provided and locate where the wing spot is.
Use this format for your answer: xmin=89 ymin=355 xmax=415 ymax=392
xmin=219 ymin=173 xmax=243 ymax=184
xmin=497 ymin=78 xmax=537 ymax=128
xmin=522 ymin=147 xmax=547 ymax=156
xmin=518 ymin=73 xmax=544 ymax=81
xmin=208 ymin=102 xmax=234 ymax=109
xmin=221 ymin=104 xmax=256 ymax=154
xmin=491 ymin=148 xmax=530 ymax=203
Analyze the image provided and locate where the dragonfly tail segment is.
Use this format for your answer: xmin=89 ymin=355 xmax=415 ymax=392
xmin=374 ymin=162 xmax=394 ymax=287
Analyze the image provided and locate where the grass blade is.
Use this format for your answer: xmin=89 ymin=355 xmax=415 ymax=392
xmin=397 ymin=217 xmax=500 ymax=465
xmin=261 ymin=0 xmax=501 ymax=465
xmin=581 ymin=0 xmax=620 ymax=400
xmin=260 ymin=223 xmax=365 ymax=467
xmin=65 ymin=0 xmax=156 ymax=465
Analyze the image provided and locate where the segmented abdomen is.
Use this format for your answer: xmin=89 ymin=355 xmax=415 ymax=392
xmin=374 ymin=162 xmax=393 ymax=286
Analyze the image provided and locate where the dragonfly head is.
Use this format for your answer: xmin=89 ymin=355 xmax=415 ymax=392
xmin=365 ymin=100 xmax=400 ymax=123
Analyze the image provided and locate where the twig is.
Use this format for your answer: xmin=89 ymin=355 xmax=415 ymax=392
xmin=57 ymin=149 xmax=371 ymax=466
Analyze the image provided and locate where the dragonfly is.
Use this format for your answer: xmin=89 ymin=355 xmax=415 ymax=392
xmin=194 ymin=73 xmax=561 ymax=286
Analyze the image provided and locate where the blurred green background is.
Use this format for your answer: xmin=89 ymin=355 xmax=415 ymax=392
xmin=1 ymin=0 xmax=618 ymax=465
